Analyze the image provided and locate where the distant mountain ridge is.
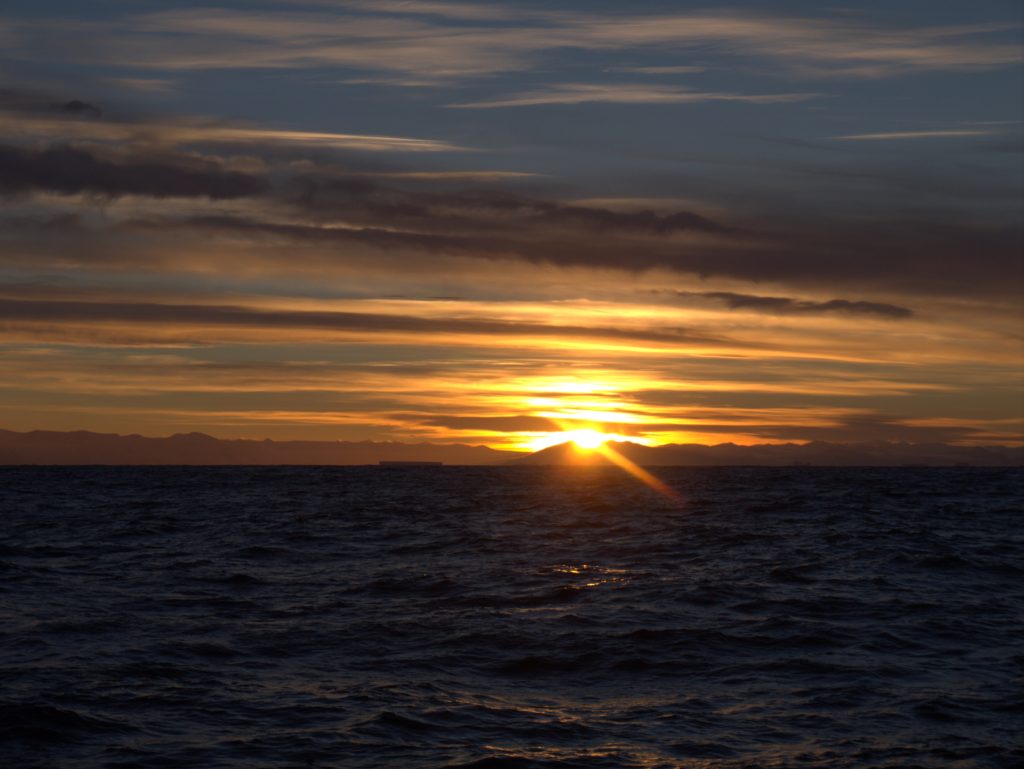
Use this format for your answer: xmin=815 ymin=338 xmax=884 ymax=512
xmin=512 ymin=439 xmax=1023 ymax=467
xmin=0 ymin=429 xmax=517 ymax=465
xmin=0 ymin=428 xmax=1020 ymax=466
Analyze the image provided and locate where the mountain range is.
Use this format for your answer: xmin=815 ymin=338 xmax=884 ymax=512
xmin=511 ymin=439 xmax=1023 ymax=467
xmin=0 ymin=429 xmax=1020 ymax=466
xmin=0 ymin=429 xmax=515 ymax=466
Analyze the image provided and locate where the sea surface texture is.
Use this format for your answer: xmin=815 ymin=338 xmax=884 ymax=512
xmin=1 ymin=466 xmax=1022 ymax=769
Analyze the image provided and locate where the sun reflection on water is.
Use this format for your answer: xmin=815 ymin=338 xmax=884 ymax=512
xmin=552 ymin=562 xmax=632 ymax=590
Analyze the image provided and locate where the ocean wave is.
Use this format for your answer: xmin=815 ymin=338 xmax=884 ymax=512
xmin=1 ymin=466 xmax=1020 ymax=768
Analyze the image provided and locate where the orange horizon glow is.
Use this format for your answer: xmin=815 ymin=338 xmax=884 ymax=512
xmin=525 ymin=427 xmax=648 ymax=453
xmin=1 ymin=1 xmax=1021 ymax=453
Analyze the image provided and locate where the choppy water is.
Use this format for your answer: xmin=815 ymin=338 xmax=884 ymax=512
xmin=1 ymin=466 xmax=1022 ymax=769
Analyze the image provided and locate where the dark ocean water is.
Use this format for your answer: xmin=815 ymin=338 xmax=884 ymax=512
xmin=1 ymin=466 xmax=1022 ymax=769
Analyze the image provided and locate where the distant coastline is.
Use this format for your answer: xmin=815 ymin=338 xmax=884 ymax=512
xmin=0 ymin=428 xmax=1020 ymax=466
xmin=0 ymin=428 xmax=514 ymax=466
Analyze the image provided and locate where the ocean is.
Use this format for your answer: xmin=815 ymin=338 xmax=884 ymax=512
xmin=1 ymin=466 xmax=1021 ymax=768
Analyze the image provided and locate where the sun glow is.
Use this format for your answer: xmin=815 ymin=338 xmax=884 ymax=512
xmin=511 ymin=375 xmax=661 ymax=453
xmin=525 ymin=427 xmax=642 ymax=452
xmin=565 ymin=429 xmax=610 ymax=450
xmin=541 ymin=426 xmax=684 ymax=506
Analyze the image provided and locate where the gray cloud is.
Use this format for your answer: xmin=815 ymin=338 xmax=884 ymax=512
xmin=0 ymin=298 xmax=734 ymax=348
xmin=449 ymin=83 xmax=818 ymax=109
xmin=0 ymin=91 xmax=1016 ymax=302
xmin=657 ymin=290 xmax=913 ymax=318
xmin=115 ymin=179 xmax=735 ymax=260
xmin=121 ymin=201 xmax=1021 ymax=300
xmin=0 ymin=143 xmax=267 ymax=199
xmin=0 ymin=90 xmax=463 ymax=153
xmin=136 ymin=214 xmax=490 ymax=255
xmin=292 ymin=180 xmax=732 ymax=234
xmin=13 ymin=8 xmax=1017 ymax=80
xmin=1 ymin=89 xmax=104 ymax=121
xmin=833 ymin=129 xmax=997 ymax=141
xmin=53 ymin=99 xmax=102 ymax=117
xmin=418 ymin=415 xmax=559 ymax=432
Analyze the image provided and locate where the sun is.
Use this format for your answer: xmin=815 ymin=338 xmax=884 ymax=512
xmin=521 ymin=426 xmax=648 ymax=452
xmin=564 ymin=429 xmax=613 ymax=450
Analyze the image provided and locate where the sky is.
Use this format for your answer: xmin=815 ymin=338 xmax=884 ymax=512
xmin=0 ymin=0 xmax=1021 ymax=450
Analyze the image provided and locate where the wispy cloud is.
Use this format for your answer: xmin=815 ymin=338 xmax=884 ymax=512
xmin=605 ymin=66 xmax=707 ymax=75
xmin=448 ymin=83 xmax=817 ymax=109
xmin=178 ymin=125 xmax=463 ymax=151
xmin=0 ymin=7 xmax=1020 ymax=447
xmin=0 ymin=99 xmax=464 ymax=152
xmin=1 ymin=123 xmax=1018 ymax=303
xmin=833 ymin=129 xmax=1000 ymax=140
xmin=104 ymin=77 xmax=177 ymax=93
xmin=335 ymin=0 xmax=521 ymax=22
xmin=0 ymin=297 xmax=735 ymax=350
xmin=574 ymin=15 xmax=1021 ymax=78
xmin=354 ymin=170 xmax=538 ymax=180
xmin=6 ymin=7 xmax=1018 ymax=81
xmin=653 ymin=290 xmax=914 ymax=318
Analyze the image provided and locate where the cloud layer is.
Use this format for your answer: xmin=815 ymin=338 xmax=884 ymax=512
xmin=0 ymin=2 xmax=1020 ymax=448
xmin=7 ymin=6 xmax=1015 ymax=81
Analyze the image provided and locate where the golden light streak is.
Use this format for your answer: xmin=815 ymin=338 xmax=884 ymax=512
xmin=536 ymin=416 xmax=682 ymax=504
xmin=594 ymin=441 xmax=684 ymax=506
xmin=524 ymin=430 xmax=640 ymax=452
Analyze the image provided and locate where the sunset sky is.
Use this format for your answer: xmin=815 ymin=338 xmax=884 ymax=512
xmin=1 ymin=0 xmax=1021 ymax=450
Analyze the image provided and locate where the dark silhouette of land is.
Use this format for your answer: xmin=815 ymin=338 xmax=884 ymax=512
xmin=0 ymin=429 xmax=516 ymax=465
xmin=511 ymin=439 xmax=1023 ymax=467
xmin=0 ymin=429 xmax=1020 ymax=466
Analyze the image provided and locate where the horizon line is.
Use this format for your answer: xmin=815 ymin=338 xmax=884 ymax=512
xmin=1 ymin=426 xmax=1021 ymax=451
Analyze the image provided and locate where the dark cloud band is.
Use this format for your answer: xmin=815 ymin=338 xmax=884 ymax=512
xmin=0 ymin=298 xmax=733 ymax=347
xmin=0 ymin=144 xmax=267 ymax=199
xmin=656 ymin=290 xmax=913 ymax=318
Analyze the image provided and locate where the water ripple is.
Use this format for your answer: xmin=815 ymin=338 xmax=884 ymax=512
xmin=0 ymin=466 xmax=1021 ymax=768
